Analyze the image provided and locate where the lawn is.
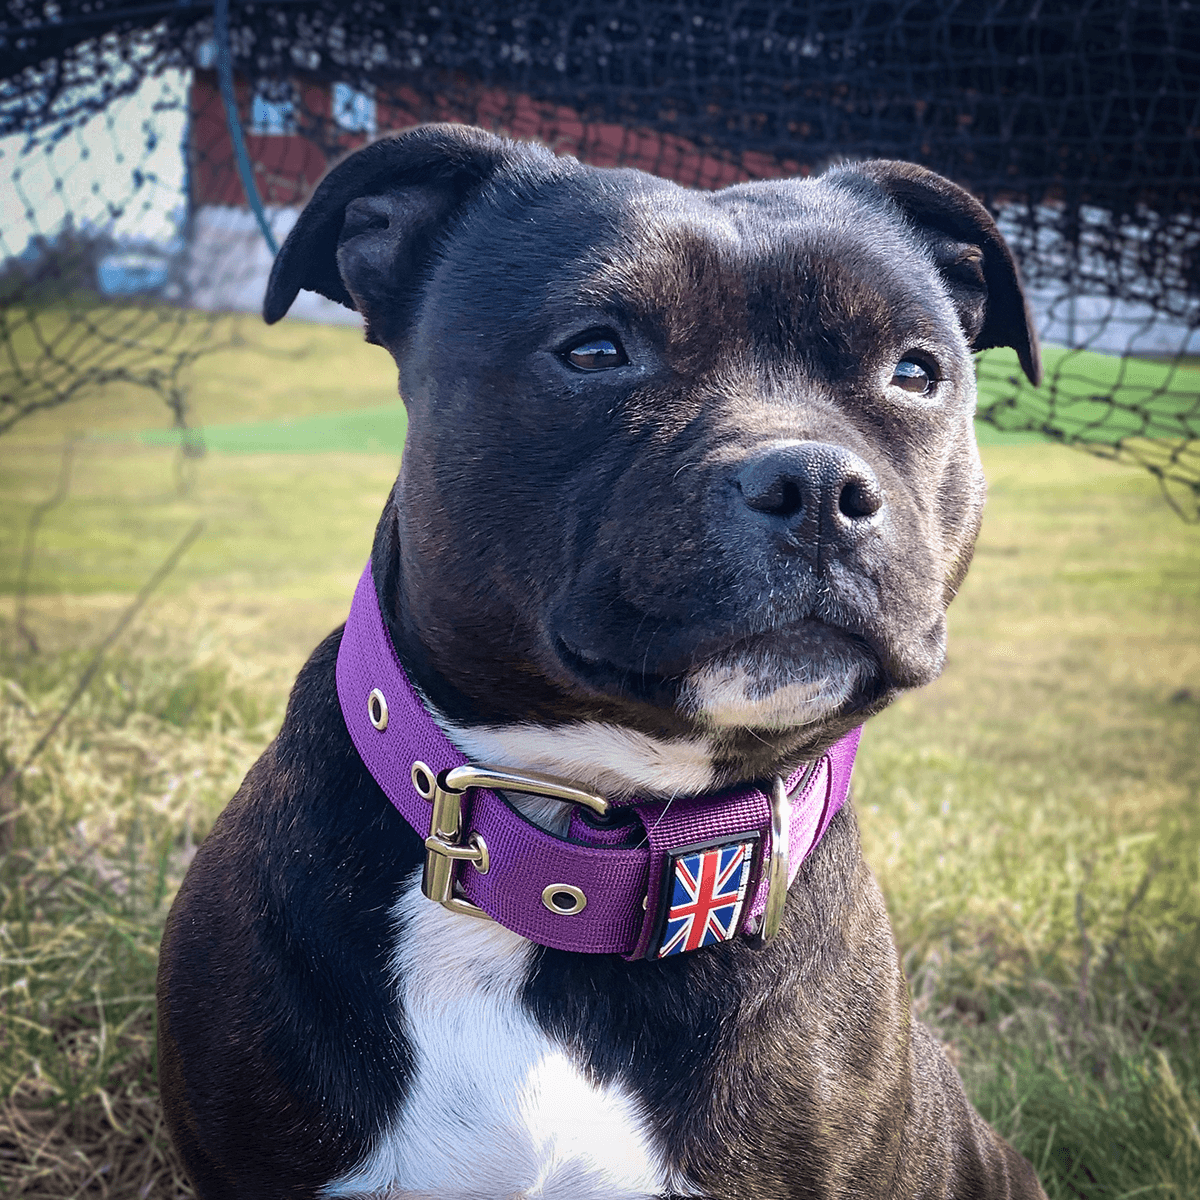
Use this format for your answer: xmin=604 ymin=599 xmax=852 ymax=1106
xmin=976 ymin=343 xmax=1200 ymax=443
xmin=0 ymin=312 xmax=1198 ymax=1197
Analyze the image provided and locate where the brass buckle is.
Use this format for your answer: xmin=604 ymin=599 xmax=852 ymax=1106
xmin=748 ymin=761 xmax=818 ymax=949
xmin=418 ymin=762 xmax=609 ymax=921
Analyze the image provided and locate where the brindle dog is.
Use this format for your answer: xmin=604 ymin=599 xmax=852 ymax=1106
xmin=158 ymin=124 xmax=1047 ymax=1199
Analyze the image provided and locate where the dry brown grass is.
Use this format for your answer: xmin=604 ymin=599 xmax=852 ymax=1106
xmin=1 ymin=1012 xmax=191 ymax=1199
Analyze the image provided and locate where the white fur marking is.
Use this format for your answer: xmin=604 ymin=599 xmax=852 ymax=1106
xmin=322 ymin=877 xmax=693 ymax=1200
xmin=682 ymin=658 xmax=862 ymax=729
xmin=443 ymin=719 xmax=716 ymax=803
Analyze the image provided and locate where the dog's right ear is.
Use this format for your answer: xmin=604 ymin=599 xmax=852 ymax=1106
xmin=831 ymin=159 xmax=1042 ymax=386
xmin=263 ymin=124 xmax=527 ymax=345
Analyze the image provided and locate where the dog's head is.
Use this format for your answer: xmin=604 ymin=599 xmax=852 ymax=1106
xmin=266 ymin=124 xmax=1038 ymax=788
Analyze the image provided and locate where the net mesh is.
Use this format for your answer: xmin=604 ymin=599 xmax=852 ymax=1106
xmin=2 ymin=0 xmax=1198 ymax=516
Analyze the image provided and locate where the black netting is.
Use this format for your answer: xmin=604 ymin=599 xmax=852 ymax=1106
xmin=2 ymin=0 xmax=1198 ymax=515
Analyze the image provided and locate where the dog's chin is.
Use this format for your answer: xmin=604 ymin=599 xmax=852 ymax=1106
xmin=678 ymin=630 xmax=875 ymax=731
xmin=679 ymin=662 xmax=857 ymax=730
xmin=551 ymin=622 xmax=881 ymax=733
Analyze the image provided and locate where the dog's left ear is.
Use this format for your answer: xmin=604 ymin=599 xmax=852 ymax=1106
xmin=834 ymin=160 xmax=1041 ymax=385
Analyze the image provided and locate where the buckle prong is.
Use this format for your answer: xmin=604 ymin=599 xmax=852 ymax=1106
xmin=444 ymin=764 xmax=608 ymax=815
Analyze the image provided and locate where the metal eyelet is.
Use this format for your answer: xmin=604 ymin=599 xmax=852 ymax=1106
xmin=367 ymin=687 xmax=388 ymax=731
xmin=542 ymin=884 xmax=587 ymax=915
xmin=411 ymin=760 xmax=436 ymax=800
xmin=466 ymin=832 xmax=489 ymax=875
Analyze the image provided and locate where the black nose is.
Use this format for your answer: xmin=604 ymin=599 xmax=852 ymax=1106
xmin=734 ymin=441 xmax=884 ymax=534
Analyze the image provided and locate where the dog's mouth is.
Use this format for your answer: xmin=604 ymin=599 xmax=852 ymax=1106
xmin=551 ymin=621 xmax=881 ymax=730
xmin=551 ymin=635 xmax=676 ymax=707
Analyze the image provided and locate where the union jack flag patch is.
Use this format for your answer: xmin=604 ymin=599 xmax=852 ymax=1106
xmin=654 ymin=838 xmax=757 ymax=958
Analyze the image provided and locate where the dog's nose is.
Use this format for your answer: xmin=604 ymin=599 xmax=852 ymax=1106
xmin=734 ymin=441 xmax=884 ymax=534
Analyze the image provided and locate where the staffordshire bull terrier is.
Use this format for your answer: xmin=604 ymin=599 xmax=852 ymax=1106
xmin=157 ymin=123 xmax=1046 ymax=1199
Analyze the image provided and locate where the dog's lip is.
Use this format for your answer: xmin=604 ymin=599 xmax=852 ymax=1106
xmin=551 ymin=634 xmax=674 ymax=704
xmin=551 ymin=619 xmax=880 ymax=705
xmin=706 ymin=620 xmax=876 ymax=664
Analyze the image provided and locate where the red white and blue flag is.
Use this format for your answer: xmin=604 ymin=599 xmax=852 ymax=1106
xmin=655 ymin=840 xmax=755 ymax=957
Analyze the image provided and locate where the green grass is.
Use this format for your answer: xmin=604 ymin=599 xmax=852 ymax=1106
xmin=0 ymin=645 xmax=279 ymax=1198
xmin=977 ymin=344 xmax=1200 ymax=444
xmin=854 ymin=446 xmax=1200 ymax=1196
xmin=1 ymin=313 xmax=1199 ymax=1197
xmin=133 ymin=403 xmax=408 ymax=455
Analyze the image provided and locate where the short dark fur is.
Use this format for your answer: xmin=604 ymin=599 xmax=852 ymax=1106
xmin=159 ymin=125 xmax=1046 ymax=1198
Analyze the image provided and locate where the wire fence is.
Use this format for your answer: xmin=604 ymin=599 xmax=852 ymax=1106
xmin=2 ymin=0 xmax=1198 ymax=516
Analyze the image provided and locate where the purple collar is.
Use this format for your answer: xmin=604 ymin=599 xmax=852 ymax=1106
xmin=335 ymin=564 xmax=861 ymax=959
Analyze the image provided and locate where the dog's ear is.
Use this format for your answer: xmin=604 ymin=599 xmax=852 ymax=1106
xmin=263 ymin=124 xmax=531 ymax=344
xmin=834 ymin=160 xmax=1041 ymax=385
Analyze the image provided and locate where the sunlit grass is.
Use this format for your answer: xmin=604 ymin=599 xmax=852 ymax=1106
xmin=0 ymin=643 xmax=278 ymax=1198
xmin=4 ymin=309 xmax=394 ymax=440
xmin=0 ymin=322 xmax=1198 ymax=1196
xmin=855 ymin=445 xmax=1200 ymax=1195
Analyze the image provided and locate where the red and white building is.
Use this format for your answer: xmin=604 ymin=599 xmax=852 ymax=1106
xmin=184 ymin=66 xmax=805 ymax=320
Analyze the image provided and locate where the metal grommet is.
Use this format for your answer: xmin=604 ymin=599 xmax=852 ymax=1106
xmin=368 ymin=688 xmax=388 ymax=731
xmin=411 ymin=760 xmax=436 ymax=800
xmin=542 ymin=884 xmax=587 ymax=915
xmin=468 ymin=833 xmax=489 ymax=875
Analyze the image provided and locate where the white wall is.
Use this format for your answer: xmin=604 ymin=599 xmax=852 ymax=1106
xmin=183 ymin=202 xmax=1200 ymax=357
xmin=183 ymin=205 xmax=362 ymax=325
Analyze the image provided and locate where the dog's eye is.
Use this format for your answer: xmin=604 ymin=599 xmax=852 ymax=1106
xmin=563 ymin=333 xmax=628 ymax=372
xmin=891 ymin=358 xmax=935 ymax=395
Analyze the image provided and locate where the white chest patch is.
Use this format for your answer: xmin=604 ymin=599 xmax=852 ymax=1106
xmin=323 ymin=876 xmax=692 ymax=1200
xmin=442 ymin=719 xmax=716 ymax=810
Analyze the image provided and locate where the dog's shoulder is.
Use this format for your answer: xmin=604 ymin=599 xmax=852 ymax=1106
xmin=157 ymin=630 xmax=424 ymax=1197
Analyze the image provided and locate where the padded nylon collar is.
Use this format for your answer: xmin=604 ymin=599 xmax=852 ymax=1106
xmin=335 ymin=564 xmax=861 ymax=958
